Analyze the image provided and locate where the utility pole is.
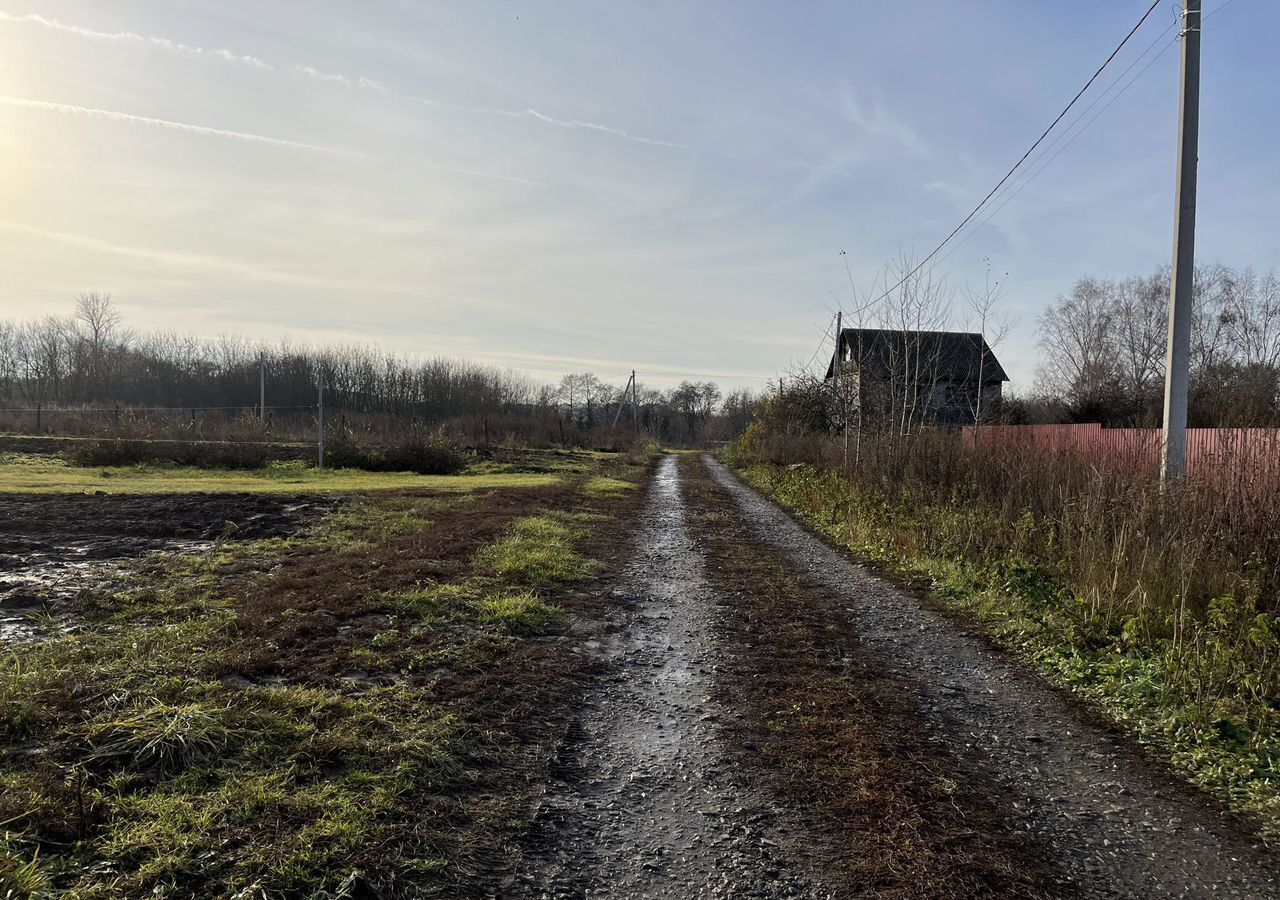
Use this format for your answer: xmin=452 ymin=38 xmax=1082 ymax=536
xmin=833 ymin=310 xmax=843 ymax=436
xmin=630 ymin=369 xmax=637 ymax=424
xmin=612 ymin=372 xmax=634 ymax=428
xmin=259 ymin=353 xmax=266 ymax=421
xmin=1160 ymin=0 xmax=1201 ymax=483
xmin=317 ymin=368 xmax=326 ymax=470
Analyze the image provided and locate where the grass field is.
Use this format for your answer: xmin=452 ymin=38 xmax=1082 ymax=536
xmin=0 ymin=450 xmax=653 ymax=898
xmin=0 ymin=453 xmax=560 ymax=494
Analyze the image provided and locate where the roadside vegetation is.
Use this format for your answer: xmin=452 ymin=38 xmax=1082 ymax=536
xmin=0 ymin=448 xmax=653 ymax=898
xmin=728 ymin=423 xmax=1280 ymax=837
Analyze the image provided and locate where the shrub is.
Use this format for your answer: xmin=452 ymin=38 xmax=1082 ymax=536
xmin=324 ymin=433 xmax=466 ymax=475
xmin=66 ymin=438 xmax=270 ymax=469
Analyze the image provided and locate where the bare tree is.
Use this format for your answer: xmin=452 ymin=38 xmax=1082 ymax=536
xmin=1036 ymin=277 xmax=1120 ymax=416
xmin=964 ymin=259 xmax=1016 ymax=427
xmin=74 ymin=292 xmax=124 ymax=398
xmin=1112 ymin=272 xmax=1167 ymax=418
xmin=874 ymin=255 xmax=954 ymax=435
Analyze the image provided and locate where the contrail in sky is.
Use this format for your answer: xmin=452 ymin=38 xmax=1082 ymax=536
xmin=0 ymin=96 xmax=547 ymax=186
xmin=0 ymin=12 xmax=273 ymax=68
xmin=0 ymin=96 xmax=345 ymax=153
xmin=0 ymin=9 xmax=850 ymax=178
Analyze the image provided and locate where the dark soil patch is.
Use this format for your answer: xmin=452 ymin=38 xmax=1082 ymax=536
xmin=0 ymin=492 xmax=328 ymax=546
xmin=682 ymin=456 xmax=1067 ymax=899
xmin=0 ymin=492 xmax=331 ymax=643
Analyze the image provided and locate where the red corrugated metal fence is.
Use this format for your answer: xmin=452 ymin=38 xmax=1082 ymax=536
xmin=958 ymin=424 xmax=1280 ymax=483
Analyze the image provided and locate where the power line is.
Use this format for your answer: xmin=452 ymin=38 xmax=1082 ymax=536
xmin=933 ymin=34 xmax=1179 ymax=271
xmin=804 ymin=314 xmax=838 ymax=374
xmin=861 ymin=0 xmax=1164 ymax=306
xmin=931 ymin=0 xmax=1243 ymax=274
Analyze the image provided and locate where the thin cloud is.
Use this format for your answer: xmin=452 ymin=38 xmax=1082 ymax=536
xmin=1 ymin=8 xmax=849 ymax=178
xmin=0 ymin=11 xmax=273 ymax=69
xmin=0 ymin=96 xmax=546 ymax=186
xmin=296 ymin=65 xmax=352 ymax=85
xmin=0 ymin=220 xmax=415 ymax=293
xmin=839 ymin=82 xmax=929 ymax=158
xmin=0 ymin=96 xmax=354 ymax=154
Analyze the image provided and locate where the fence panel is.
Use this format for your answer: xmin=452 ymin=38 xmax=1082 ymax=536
xmin=960 ymin=424 xmax=1280 ymax=485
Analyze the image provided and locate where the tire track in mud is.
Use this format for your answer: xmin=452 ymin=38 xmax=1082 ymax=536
xmin=512 ymin=455 xmax=827 ymax=899
xmin=704 ymin=455 xmax=1280 ymax=899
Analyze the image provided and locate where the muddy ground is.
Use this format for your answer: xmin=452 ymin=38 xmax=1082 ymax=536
xmin=510 ymin=455 xmax=1280 ymax=899
xmin=0 ymin=492 xmax=328 ymax=642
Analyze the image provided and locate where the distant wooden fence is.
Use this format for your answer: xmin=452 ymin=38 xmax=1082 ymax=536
xmin=958 ymin=423 xmax=1280 ymax=485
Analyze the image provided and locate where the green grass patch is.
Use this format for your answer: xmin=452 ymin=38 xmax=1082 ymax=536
xmin=582 ymin=476 xmax=638 ymax=497
xmin=476 ymin=591 xmax=564 ymax=634
xmin=0 ymin=454 xmax=560 ymax=494
xmin=473 ymin=516 xmax=597 ymax=585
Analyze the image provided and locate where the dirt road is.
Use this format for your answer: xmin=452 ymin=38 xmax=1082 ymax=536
xmin=514 ymin=455 xmax=1280 ymax=899
xmin=514 ymin=455 xmax=826 ymax=898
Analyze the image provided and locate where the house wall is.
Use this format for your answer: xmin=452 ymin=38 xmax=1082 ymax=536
xmin=855 ymin=376 xmax=1002 ymax=427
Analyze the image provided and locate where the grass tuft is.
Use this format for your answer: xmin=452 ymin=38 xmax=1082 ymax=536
xmin=476 ymin=591 xmax=564 ymax=634
xmin=0 ymin=846 xmax=50 ymax=900
xmin=83 ymin=700 xmax=247 ymax=776
xmin=582 ymin=476 xmax=638 ymax=497
xmin=474 ymin=516 xmax=597 ymax=585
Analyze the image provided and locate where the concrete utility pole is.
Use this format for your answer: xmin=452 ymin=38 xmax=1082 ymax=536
xmin=1160 ymin=0 xmax=1201 ymax=483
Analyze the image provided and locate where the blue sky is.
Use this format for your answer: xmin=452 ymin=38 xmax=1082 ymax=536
xmin=1 ymin=0 xmax=1276 ymax=392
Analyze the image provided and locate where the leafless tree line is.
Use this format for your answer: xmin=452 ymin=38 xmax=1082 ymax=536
xmin=0 ymin=294 xmax=539 ymax=421
xmin=1035 ymin=265 xmax=1280 ymax=426
xmin=0 ymin=295 xmax=757 ymax=446
xmin=550 ymin=372 xmax=755 ymax=444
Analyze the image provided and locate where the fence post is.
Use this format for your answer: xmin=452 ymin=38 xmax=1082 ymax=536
xmin=317 ymin=370 xmax=325 ymax=470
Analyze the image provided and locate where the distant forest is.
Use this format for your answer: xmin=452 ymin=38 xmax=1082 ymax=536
xmin=0 ymin=294 xmax=756 ymax=445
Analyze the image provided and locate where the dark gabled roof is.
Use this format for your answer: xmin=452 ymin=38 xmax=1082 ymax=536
xmin=825 ymin=328 xmax=1009 ymax=383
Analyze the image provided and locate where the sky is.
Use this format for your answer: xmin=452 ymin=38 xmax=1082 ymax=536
xmin=1 ymin=0 xmax=1276 ymax=393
